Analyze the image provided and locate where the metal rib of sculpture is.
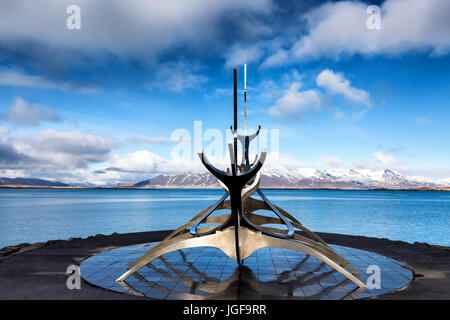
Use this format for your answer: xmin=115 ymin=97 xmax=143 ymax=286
xmin=116 ymin=68 xmax=366 ymax=289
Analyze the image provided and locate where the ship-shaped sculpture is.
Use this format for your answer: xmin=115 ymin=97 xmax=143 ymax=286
xmin=116 ymin=68 xmax=366 ymax=289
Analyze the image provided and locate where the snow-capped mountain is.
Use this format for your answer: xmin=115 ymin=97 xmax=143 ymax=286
xmin=129 ymin=168 xmax=447 ymax=189
xmin=0 ymin=177 xmax=69 ymax=187
xmin=133 ymin=172 xmax=220 ymax=188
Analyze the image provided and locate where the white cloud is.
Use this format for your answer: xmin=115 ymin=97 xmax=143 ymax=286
xmin=0 ymin=129 xmax=445 ymax=186
xmin=108 ymin=149 xmax=307 ymax=177
xmin=107 ymin=146 xmax=306 ymax=175
xmin=0 ymin=68 xmax=96 ymax=93
xmin=0 ymin=128 xmax=32 ymax=168
xmin=14 ymin=129 xmax=114 ymax=168
xmin=260 ymin=49 xmax=289 ymax=68
xmin=0 ymin=0 xmax=272 ymax=58
xmin=292 ymin=0 xmax=450 ymax=60
xmin=262 ymin=153 xmax=305 ymax=172
xmin=372 ymin=151 xmax=406 ymax=169
xmin=0 ymin=127 xmax=126 ymax=184
xmin=0 ymin=126 xmax=9 ymax=140
xmin=316 ymin=69 xmax=370 ymax=105
xmin=333 ymin=109 xmax=368 ymax=122
xmin=1 ymin=0 xmax=448 ymax=74
xmin=268 ymin=82 xmax=322 ymax=119
xmin=354 ymin=152 xmax=406 ymax=170
xmin=129 ymin=135 xmax=179 ymax=145
xmin=321 ymin=155 xmax=344 ymax=168
xmin=353 ymin=158 xmax=371 ymax=169
xmin=108 ymin=150 xmax=166 ymax=173
xmin=224 ymin=44 xmax=264 ymax=67
xmin=0 ymin=97 xmax=62 ymax=127
xmin=108 ymin=150 xmax=216 ymax=175
xmin=252 ymin=69 xmax=304 ymax=102
xmin=146 ymin=62 xmax=208 ymax=93
xmin=0 ymin=69 xmax=59 ymax=89
xmin=0 ymin=145 xmax=308 ymax=185
xmin=260 ymin=69 xmax=371 ymax=121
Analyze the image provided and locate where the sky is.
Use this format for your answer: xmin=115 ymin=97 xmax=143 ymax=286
xmin=0 ymin=0 xmax=449 ymax=185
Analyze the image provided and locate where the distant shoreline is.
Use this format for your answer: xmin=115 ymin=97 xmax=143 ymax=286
xmin=0 ymin=185 xmax=449 ymax=191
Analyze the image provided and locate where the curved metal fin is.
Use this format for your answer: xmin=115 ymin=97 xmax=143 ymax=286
xmin=190 ymin=193 xmax=229 ymax=236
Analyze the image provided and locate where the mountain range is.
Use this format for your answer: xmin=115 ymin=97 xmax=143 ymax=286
xmin=117 ymin=168 xmax=450 ymax=190
xmin=2 ymin=168 xmax=449 ymax=190
xmin=0 ymin=177 xmax=69 ymax=187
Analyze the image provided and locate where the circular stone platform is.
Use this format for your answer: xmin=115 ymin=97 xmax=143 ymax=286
xmin=80 ymin=242 xmax=412 ymax=300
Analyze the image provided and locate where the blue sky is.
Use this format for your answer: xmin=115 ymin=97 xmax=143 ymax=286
xmin=0 ymin=0 xmax=449 ymax=185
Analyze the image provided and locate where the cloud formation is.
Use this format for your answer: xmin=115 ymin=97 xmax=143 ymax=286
xmin=0 ymin=142 xmax=30 ymax=167
xmin=129 ymin=135 xmax=179 ymax=145
xmin=1 ymin=0 xmax=448 ymax=92
xmin=316 ymin=69 xmax=370 ymax=105
xmin=0 ymin=68 xmax=97 ymax=93
xmin=146 ymin=62 xmax=208 ymax=93
xmin=321 ymin=155 xmax=344 ymax=168
xmin=353 ymin=151 xmax=406 ymax=170
xmin=0 ymin=127 xmax=118 ymax=184
xmin=0 ymin=97 xmax=62 ymax=127
xmin=0 ymin=0 xmax=272 ymax=59
xmin=268 ymin=69 xmax=371 ymax=120
xmin=225 ymin=44 xmax=265 ymax=68
xmin=108 ymin=150 xmax=167 ymax=173
xmin=292 ymin=0 xmax=450 ymax=60
xmin=108 ymin=149 xmax=306 ymax=177
xmin=13 ymin=129 xmax=114 ymax=169
xmin=268 ymin=82 xmax=322 ymax=119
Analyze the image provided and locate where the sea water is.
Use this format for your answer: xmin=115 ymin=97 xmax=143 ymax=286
xmin=0 ymin=188 xmax=448 ymax=248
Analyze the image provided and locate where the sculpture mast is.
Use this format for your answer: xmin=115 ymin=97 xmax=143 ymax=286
xmin=232 ymin=68 xmax=241 ymax=267
xmin=233 ymin=68 xmax=238 ymax=170
xmin=244 ymin=64 xmax=247 ymax=136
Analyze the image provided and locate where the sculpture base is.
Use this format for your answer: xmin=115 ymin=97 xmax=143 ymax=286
xmin=80 ymin=242 xmax=412 ymax=300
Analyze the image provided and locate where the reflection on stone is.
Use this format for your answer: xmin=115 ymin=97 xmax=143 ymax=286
xmin=81 ymin=243 xmax=413 ymax=300
xmin=112 ymin=247 xmax=394 ymax=300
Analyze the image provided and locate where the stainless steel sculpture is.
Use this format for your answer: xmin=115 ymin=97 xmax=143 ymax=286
xmin=116 ymin=68 xmax=366 ymax=289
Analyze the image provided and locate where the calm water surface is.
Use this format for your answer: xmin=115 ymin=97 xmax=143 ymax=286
xmin=0 ymin=189 xmax=449 ymax=248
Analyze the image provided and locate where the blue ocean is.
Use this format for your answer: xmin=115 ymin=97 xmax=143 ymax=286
xmin=0 ymin=188 xmax=449 ymax=248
